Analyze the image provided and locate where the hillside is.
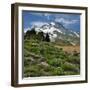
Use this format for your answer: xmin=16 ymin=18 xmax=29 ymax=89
xmin=24 ymin=22 xmax=80 ymax=77
xmin=24 ymin=39 xmax=80 ymax=77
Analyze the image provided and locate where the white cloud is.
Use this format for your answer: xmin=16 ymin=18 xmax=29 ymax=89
xmin=55 ymin=18 xmax=79 ymax=26
xmin=24 ymin=27 xmax=31 ymax=33
xmin=31 ymin=21 xmax=47 ymax=27
xmin=30 ymin=12 xmax=51 ymax=20
xmin=29 ymin=12 xmax=43 ymax=16
xmin=44 ymin=13 xmax=50 ymax=16
xmin=44 ymin=13 xmax=51 ymax=20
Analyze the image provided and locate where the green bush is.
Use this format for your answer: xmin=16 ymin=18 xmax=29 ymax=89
xmin=62 ymin=62 xmax=79 ymax=73
xmin=63 ymin=71 xmax=79 ymax=75
xmin=24 ymin=38 xmax=80 ymax=77
xmin=67 ymin=55 xmax=80 ymax=64
xmin=52 ymin=67 xmax=64 ymax=75
xmin=47 ymin=58 xmax=62 ymax=67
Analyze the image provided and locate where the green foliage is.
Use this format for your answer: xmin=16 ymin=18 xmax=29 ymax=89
xmin=24 ymin=29 xmax=36 ymax=39
xmin=62 ymin=62 xmax=79 ymax=72
xmin=66 ymin=55 xmax=80 ymax=65
xmin=24 ymin=65 xmax=42 ymax=77
xmin=47 ymin=58 xmax=62 ymax=67
xmin=51 ymin=67 xmax=64 ymax=75
xmin=24 ymin=38 xmax=80 ymax=77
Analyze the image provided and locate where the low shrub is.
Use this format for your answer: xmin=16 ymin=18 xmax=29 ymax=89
xmin=62 ymin=62 xmax=79 ymax=73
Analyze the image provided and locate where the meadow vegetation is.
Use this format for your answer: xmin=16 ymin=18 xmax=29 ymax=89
xmin=24 ymin=38 xmax=80 ymax=77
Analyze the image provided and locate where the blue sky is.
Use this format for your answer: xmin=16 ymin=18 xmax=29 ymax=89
xmin=22 ymin=11 xmax=80 ymax=32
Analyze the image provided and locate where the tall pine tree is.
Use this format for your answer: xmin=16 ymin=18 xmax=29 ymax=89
xmin=45 ymin=33 xmax=50 ymax=42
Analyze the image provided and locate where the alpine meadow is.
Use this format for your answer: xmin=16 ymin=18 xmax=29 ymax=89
xmin=23 ymin=11 xmax=80 ymax=77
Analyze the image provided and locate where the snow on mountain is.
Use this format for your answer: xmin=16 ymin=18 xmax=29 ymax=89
xmin=40 ymin=22 xmax=63 ymax=33
xmin=25 ymin=22 xmax=80 ymax=45
xmin=51 ymin=22 xmax=55 ymax=26
xmin=24 ymin=27 xmax=31 ymax=33
xmin=34 ymin=22 xmax=65 ymax=42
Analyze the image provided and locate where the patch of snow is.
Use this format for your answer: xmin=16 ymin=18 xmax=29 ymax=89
xmin=70 ymin=42 xmax=76 ymax=46
xmin=35 ymin=28 xmax=41 ymax=34
xmin=58 ymin=29 xmax=63 ymax=33
xmin=51 ymin=22 xmax=55 ymax=26
xmin=74 ymin=32 xmax=79 ymax=37
xmin=53 ymin=34 xmax=57 ymax=38
xmin=49 ymin=35 xmax=55 ymax=42
xmin=24 ymin=27 xmax=31 ymax=33
xmin=34 ymin=23 xmax=64 ymax=42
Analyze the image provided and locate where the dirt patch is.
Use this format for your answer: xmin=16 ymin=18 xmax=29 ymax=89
xmin=54 ymin=45 xmax=80 ymax=53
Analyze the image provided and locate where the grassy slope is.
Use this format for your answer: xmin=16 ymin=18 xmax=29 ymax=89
xmin=24 ymin=39 xmax=80 ymax=77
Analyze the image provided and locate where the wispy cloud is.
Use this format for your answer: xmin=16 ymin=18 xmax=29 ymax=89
xmin=30 ymin=21 xmax=47 ymax=27
xmin=55 ymin=18 xmax=79 ymax=26
xmin=44 ymin=13 xmax=51 ymax=20
xmin=28 ymin=12 xmax=43 ymax=16
xmin=29 ymin=12 xmax=51 ymax=20
xmin=23 ymin=11 xmax=80 ymax=32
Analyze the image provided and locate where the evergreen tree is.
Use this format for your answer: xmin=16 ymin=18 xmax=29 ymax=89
xmin=37 ymin=32 xmax=44 ymax=41
xmin=24 ymin=28 xmax=36 ymax=39
xmin=45 ymin=33 xmax=50 ymax=42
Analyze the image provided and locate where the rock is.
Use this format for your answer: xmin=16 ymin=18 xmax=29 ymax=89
xmin=40 ymin=62 xmax=49 ymax=67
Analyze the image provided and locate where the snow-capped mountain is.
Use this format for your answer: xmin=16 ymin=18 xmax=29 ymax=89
xmin=25 ymin=22 xmax=80 ymax=45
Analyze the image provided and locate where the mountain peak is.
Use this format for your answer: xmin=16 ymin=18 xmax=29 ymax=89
xmin=24 ymin=21 xmax=80 ymax=45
